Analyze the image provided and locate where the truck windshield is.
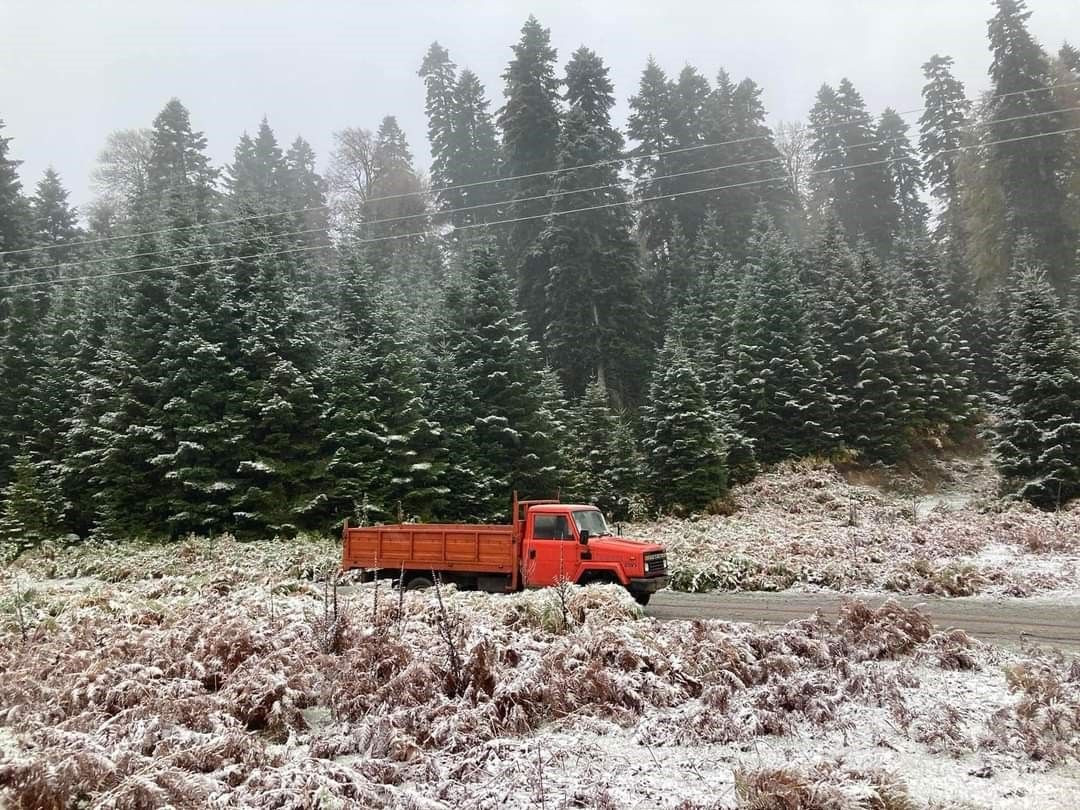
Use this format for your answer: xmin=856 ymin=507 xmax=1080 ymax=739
xmin=572 ymin=509 xmax=610 ymax=536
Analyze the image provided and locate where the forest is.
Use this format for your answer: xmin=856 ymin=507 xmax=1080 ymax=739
xmin=0 ymin=0 xmax=1078 ymax=550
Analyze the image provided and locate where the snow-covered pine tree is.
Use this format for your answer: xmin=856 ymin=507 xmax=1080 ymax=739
xmin=321 ymin=283 xmax=445 ymax=526
xmin=728 ymin=223 xmax=837 ymax=462
xmin=890 ymin=239 xmax=977 ymax=437
xmin=573 ymin=379 xmax=625 ymax=517
xmin=816 ymin=241 xmax=913 ymax=463
xmin=538 ymin=46 xmax=653 ymax=404
xmin=641 ymin=336 xmax=727 ymax=513
xmin=993 ymin=269 xmax=1080 ymax=507
xmin=449 ymin=243 xmax=560 ymax=516
xmin=0 ymin=454 xmax=64 ymax=552
xmin=498 ymin=16 xmax=561 ymax=337
xmin=918 ymin=55 xmax=971 ymax=248
xmin=626 ymin=57 xmax=675 ymax=253
xmin=984 ymin=0 xmax=1073 ymax=288
xmin=154 ymin=244 xmax=245 ymax=537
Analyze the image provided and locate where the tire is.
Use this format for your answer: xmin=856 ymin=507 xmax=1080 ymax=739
xmin=404 ymin=575 xmax=434 ymax=591
xmin=631 ymin=591 xmax=652 ymax=607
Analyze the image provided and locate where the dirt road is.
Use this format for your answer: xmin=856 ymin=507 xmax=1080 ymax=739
xmin=646 ymin=591 xmax=1080 ymax=653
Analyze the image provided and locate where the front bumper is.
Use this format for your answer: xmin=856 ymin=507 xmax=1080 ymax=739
xmin=627 ymin=575 xmax=670 ymax=594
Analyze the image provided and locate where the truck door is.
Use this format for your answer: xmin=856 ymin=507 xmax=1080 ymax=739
xmin=523 ymin=512 xmax=580 ymax=586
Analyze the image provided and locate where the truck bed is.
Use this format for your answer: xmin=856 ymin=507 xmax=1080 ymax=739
xmin=342 ymin=523 xmax=517 ymax=575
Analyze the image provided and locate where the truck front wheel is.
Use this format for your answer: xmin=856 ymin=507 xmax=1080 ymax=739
xmin=404 ymin=575 xmax=433 ymax=591
xmin=631 ymin=591 xmax=652 ymax=607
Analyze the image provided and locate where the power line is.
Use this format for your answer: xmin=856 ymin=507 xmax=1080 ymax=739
xmin=9 ymin=100 xmax=1080 ymax=279
xmin=4 ymin=122 xmax=1078 ymax=293
xmin=3 ymin=77 xmax=1078 ymax=260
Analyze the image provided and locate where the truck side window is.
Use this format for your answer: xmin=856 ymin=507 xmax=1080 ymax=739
xmin=553 ymin=515 xmax=571 ymax=540
xmin=533 ymin=515 xmax=557 ymax=539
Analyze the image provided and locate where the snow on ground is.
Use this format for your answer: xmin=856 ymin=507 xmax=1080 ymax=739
xmin=635 ymin=458 xmax=1080 ymax=600
xmin=1 ymin=549 xmax=1078 ymax=809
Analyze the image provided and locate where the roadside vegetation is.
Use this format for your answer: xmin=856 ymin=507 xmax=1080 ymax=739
xmin=1 ymin=549 xmax=1077 ymax=808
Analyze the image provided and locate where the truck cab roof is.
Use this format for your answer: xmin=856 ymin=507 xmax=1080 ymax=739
xmin=526 ymin=504 xmax=597 ymax=513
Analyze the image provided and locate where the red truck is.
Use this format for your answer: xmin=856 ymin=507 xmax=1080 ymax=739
xmin=341 ymin=494 xmax=669 ymax=605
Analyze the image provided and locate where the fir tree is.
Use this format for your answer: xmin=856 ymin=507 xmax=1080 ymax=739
xmin=0 ymin=117 xmax=30 ymax=257
xmin=815 ymin=239 xmax=912 ymax=462
xmin=627 ymin=57 xmax=675 ymax=253
xmin=145 ymin=98 xmax=217 ymax=225
xmin=537 ymin=46 xmax=654 ymax=404
xmin=498 ymin=16 xmax=561 ymax=336
xmin=0 ymin=454 xmax=64 ymax=551
xmin=727 ymin=225 xmax=837 ymax=462
xmin=984 ymin=0 xmax=1074 ymax=288
xmin=641 ymin=336 xmax=727 ymax=513
xmin=994 ymin=270 xmax=1080 ymax=507
xmin=808 ymin=80 xmax=898 ymax=256
xmin=448 ymin=243 xmax=560 ymax=515
xmin=30 ymin=167 xmax=81 ymax=248
xmin=419 ymin=42 xmax=459 ymax=212
xmin=918 ymin=55 xmax=971 ymax=247
xmin=449 ymin=69 xmax=502 ymax=226
xmin=282 ymin=135 xmax=329 ymax=246
xmin=877 ymin=108 xmax=929 ymax=239
xmin=574 ymin=380 xmax=640 ymax=518
xmin=322 ymin=289 xmax=444 ymax=525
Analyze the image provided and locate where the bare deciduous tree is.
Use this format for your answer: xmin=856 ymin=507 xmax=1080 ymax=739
xmin=775 ymin=121 xmax=811 ymax=208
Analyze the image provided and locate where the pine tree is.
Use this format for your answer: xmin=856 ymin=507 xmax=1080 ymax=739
xmin=574 ymin=380 xmax=638 ymax=518
xmin=448 ymin=243 xmax=560 ymax=516
xmin=419 ymin=42 xmax=459 ymax=213
xmin=498 ymin=16 xmax=561 ymax=336
xmin=984 ymin=0 xmax=1074 ymax=288
xmin=815 ymin=238 xmax=912 ymax=462
xmin=877 ymin=108 xmax=929 ymax=239
xmin=145 ymin=98 xmax=217 ymax=225
xmin=322 ymin=288 xmax=444 ymax=525
xmin=704 ymin=77 xmax=799 ymax=258
xmin=537 ymin=46 xmax=654 ymax=404
xmin=449 ymin=69 xmax=502 ymax=227
xmin=30 ymin=168 xmax=81 ymax=248
xmin=627 ymin=57 xmax=676 ymax=253
xmin=727 ymin=225 xmax=837 ymax=462
xmin=994 ymin=270 xmax=1080 ymax=507
xmin=808 ymin=80 xmax=898 ymax=256
xmin=0 ymin=454 xmax=64 ymax=550
xmin=0 ymin=117 xmax=31 ymax=258
xmin=361 ymin=115 xmax=428 ymax=276
xmin=641 ymin=336 xmax=727 ymax=513
xmin=282 ymin=135 xmax=329 ymax=246
xmin=225 ymin=118 xmax=287 ymax=212
xmin=918 ymin=55 xmax=972 ymax=247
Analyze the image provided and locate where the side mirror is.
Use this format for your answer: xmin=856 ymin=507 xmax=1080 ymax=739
xmin=579 ymin=529 xmax=590 ymax=546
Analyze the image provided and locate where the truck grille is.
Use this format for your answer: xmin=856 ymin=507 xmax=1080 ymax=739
xmin=644 ymin=552 xmax=667 ymax=575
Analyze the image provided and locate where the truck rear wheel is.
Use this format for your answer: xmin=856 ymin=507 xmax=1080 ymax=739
xmin=404 ymin=575 xmax=433 ymax=591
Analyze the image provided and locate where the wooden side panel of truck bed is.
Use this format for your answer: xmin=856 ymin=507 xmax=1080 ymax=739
xmin=342 ymin=524 xmax=517 ymax=574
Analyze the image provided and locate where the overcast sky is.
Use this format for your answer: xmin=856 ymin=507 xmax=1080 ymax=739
xmin=1 ymin=0 xmax=1076 ymax=210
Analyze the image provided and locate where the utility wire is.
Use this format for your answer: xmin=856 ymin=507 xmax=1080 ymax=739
xmin=8 ymin=101 xmax=1080 ymax=279
xmin=4 ymin=123 xmax=1079 ymax=292
xmin=2 ymin=77 xmax=1078 ymax=260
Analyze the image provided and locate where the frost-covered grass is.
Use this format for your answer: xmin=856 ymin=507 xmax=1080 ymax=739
xmin=1 ymin=555 xmax=1078 ymax=809
xmin=638 ymin=458 xmax=1080 ymax=598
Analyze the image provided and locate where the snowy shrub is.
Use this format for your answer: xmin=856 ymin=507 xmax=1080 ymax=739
xmin=981 ymin=658 xmax=1080 ymax=764
xmin=733 ymin=760 xmax=916 ymax=810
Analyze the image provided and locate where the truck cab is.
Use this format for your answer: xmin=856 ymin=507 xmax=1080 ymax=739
xmin=517 ymin=500 xmax=668 ymax=605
